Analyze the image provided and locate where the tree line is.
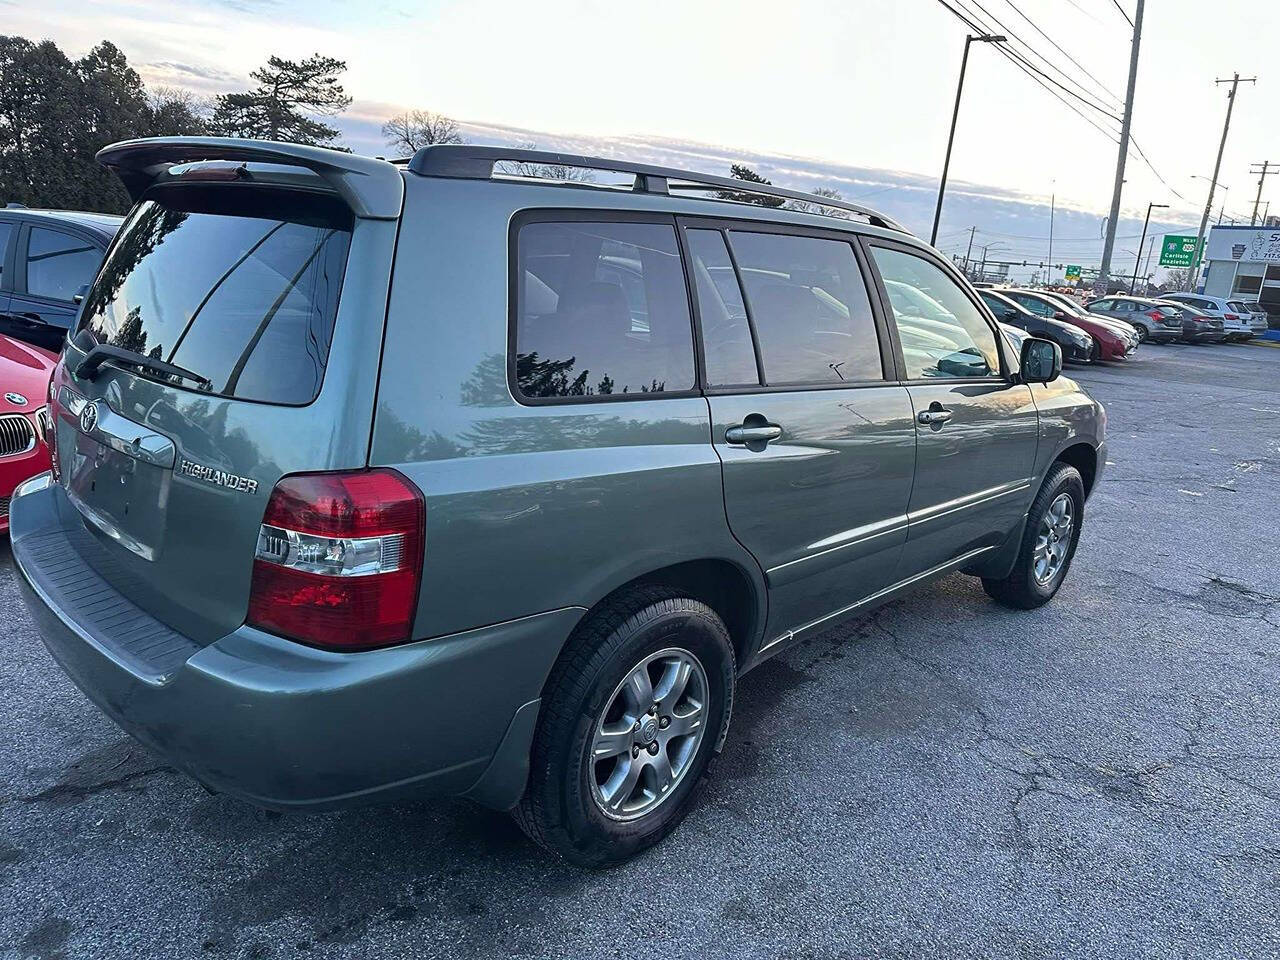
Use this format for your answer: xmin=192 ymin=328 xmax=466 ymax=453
xmin=0 ymin=37 xmax=352 ymax=211
xmin=0 ymin=35 xmax=851 ymax=216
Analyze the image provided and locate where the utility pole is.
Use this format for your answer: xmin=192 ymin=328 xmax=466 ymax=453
xmin=963 ymin=226 xmax=977 ymax=277
xmin=1187 ymin=74 xmax=1254 ymax=290
xmin=1047 ymin=191 xmax=1055 ymax=287
xmin=930 ymin=33 xmax=1007 ymax=245
xmin=1130 ymin=201 xmax=1167 ymax=293
xmin=1097 ymin=0 xmax=1144 ymax=293
xmin=1249 ymin=161 xmax=1277 ymax=225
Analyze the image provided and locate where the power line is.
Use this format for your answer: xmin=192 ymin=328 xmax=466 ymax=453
xmin=996 ymin=0 xmax=1124 ymax=111
xmin=1108 ymin=0 xmax=1134 ymax=27
xmin=935 ymin=0 xmax=1184 ymax=214
xmin=953 ymin=0 xmax=1123 ymax=119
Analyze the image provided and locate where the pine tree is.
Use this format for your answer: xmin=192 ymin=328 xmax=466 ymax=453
xmin=210 ymin=54 xmax=351 ymax=146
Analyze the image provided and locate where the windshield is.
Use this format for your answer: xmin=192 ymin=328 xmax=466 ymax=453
xmin=78 ymin=185 xmax=353 ymax=405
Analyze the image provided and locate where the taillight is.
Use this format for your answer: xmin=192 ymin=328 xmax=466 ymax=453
xmin=247 ymin=469 xmax=425 ymax=651
xmin=1225 ymin=313 xmax=1238 ymax=322
xmin=1147 ymin=311 xmax=1163 ymax=322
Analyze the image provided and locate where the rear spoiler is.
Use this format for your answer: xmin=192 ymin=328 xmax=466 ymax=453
xmin=96 ymin=137 xmax=404 ymax=220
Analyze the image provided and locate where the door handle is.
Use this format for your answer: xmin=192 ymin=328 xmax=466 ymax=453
xmin=725 ymin=423 xmax=783 ymax=445
xmin=916 ymin=406 xmax=953 ymax=426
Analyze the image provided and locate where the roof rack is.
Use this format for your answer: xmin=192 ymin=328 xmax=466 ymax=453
xmin=406 ymin=145 xmax=909 ymax=234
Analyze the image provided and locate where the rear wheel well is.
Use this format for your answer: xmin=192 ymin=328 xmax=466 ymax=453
xmin=583 ymin=560 xmax=759 ymax=670
xmin=1055 ymin=442 xmax=1097 ymax=496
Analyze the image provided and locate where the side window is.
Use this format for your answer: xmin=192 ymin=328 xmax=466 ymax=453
xmin=1014 ymin=294 xmax=1054 ymax=317
xmin=685 ymin=229 xmax=758 ymax=386
xmin=0 ymin=221 xmax=13 ymax=282
xmin=1112 ymin=300 xmax=1135 ymax=313
xmin=514 ymin=220 xmax=695 ymax=400
xmin=25 ymin=227 xmax=101 ymax=302
xmin=871 ymin=246 xmax=1000 ymax=380
xmin=726 ymin=231 xmax=883 ymax=385
xmin=1091 ymin=299 xmax=1113 ymax=311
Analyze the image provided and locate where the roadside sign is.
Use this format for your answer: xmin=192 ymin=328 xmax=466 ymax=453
xmin=1159 ymin=235 xmax=1199 ymax=268
xmin=1064 ymin=264 xmax=1081 ymax=281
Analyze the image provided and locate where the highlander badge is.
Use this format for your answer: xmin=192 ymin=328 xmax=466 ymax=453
xmin=176 ymin=458 xmax=259 ymax=495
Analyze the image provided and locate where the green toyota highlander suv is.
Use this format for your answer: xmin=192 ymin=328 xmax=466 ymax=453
xmin=12 ymin=138 xmax=1105 ymax=866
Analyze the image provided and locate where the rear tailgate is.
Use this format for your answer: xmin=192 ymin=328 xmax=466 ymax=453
xmin=43 ymin=139 xmax=403 ymax=645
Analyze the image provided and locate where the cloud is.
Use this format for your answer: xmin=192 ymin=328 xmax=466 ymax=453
xmin=145 ymin=60 xmax=238 ymax=83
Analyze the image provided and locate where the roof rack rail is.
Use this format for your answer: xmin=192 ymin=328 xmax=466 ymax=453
xmin=407 ymin=145 xmax=909 ymax=234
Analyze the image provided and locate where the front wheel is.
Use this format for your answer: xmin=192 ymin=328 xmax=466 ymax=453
xmin=514 ymin=586 xmax=735 ymax=867
xmin=983 ymin=463 xmax=1085 ymax=609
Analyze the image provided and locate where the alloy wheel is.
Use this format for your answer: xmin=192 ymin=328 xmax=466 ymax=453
xmin=588 ymin=647 xmax=709 ymax=822
xmin=1033 ymin=493 xmax=1074 ymax=585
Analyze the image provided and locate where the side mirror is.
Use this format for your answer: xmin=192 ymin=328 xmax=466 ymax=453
xmin=1020 ymin=337 xmax=1061 ymax=384
xmin=1053 ymin=310 xmax=1068 ymax=320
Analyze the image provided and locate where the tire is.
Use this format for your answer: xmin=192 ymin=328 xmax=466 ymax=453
xmin=1134 ymin=323 xmax=1149 ymax=342
xmin=513 ymin=585 xmax=735 ymax=867
xmin=982 ymin=463 xmax=1085 ymax=610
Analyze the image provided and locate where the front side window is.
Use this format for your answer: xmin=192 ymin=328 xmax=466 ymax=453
xmin=871 ymin=247 xmax=1000 ymax=379
xmin=514 ymin=220 xmax=695 ymax=399
xmin=78 ymin=186 xmax=352 ymax=405
xmin=26 ymin=227 xmax=100 ymax=302
xmin=727 ymin=231 xmax=882 ymax=385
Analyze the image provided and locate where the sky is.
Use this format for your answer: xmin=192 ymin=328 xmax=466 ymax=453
xmin=8 ymin=0 xmax=1279 ymax=280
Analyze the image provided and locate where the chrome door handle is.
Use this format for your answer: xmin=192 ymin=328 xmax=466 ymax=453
xmin=917 ymin=408 xmax=953 ymax=425
xmin=725 ymin=423 xmax=783 ymax=445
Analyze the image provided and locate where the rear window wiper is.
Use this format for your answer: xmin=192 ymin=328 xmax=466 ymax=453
xmin=75 ymin=339 xmax=212 ymax=390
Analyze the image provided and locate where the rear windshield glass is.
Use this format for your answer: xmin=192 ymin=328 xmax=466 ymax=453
xmin=78 ymin=186 xmax=353 ymax=405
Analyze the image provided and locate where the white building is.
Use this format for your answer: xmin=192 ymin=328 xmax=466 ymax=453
xmin=1200 ymin=225 xmax=1280 ymax=320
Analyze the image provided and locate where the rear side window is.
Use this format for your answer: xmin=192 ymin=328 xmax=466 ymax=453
xmin=871 ymin=247 xmax=1000 ymax=379
xmin=514 ymin=220 xmax=695 ymax=400
xmin=0 ymin=221 xmax=12 ymax=280
xmin=726 ymin=231 xmax=882 ymax=385
xmin=26 ymin=227 xmax=101 ymax=302
xmin=78 ymin=187 xmax=352 ymax=405
xmin=685 ymin=229 xmax=758 ymax=387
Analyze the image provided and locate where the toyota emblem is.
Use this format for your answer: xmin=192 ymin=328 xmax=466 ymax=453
xmin=79 ymin=401 xmax=100 ymax=434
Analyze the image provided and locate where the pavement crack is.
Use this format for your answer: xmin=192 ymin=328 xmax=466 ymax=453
xmin=18 ymin=764 xmax=169 ymax=805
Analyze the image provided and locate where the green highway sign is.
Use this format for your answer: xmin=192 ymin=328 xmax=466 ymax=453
xmin=1159 ymin=235 xmax=1199 ymax=268
xmin=1064 ymin=264 xmax=1081 ymax=281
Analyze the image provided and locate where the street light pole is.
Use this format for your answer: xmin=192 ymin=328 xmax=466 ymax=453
xmin=930 ymin=33 xmax=1006 ymax=246
xmin=1131 ymin=202 xmax=1168 ymax=294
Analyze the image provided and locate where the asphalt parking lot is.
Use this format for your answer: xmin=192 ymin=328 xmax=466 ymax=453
xmin=3 ymin=341 xmax=1279 ymax=960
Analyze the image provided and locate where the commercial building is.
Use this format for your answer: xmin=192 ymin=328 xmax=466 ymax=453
xmin=1200 ymin=225 xmax=1280 ymax=323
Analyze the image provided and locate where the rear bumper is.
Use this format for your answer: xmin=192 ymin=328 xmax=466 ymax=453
xmin=1143 ymin=328 xmax=1181 ymax=343
xmin=12 ymin=477 xmax=581 ymax=811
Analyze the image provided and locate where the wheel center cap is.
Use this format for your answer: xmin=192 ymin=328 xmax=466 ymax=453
xmin=638 ymin=717 xmax=659 ymax=745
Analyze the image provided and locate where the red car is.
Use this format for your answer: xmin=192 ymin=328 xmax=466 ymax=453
xmin=1 ymin=334 xmax=57 ymax=533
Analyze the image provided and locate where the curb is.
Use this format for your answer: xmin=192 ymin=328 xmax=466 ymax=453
xmin=1245 ymin=338 xmax=1280 ymax=349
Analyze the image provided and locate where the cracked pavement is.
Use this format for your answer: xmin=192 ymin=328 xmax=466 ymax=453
xmin=2 ymin=342 xmax=1279 ymax=959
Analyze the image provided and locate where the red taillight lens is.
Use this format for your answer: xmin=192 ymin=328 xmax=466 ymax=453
xmin=1225 ymin=313 xmax=1238 ymax=321
xmin=247 ymin=469 xmax=425 ymax=651
xmin=1147 ymin=311 xmax=1162 ymax=321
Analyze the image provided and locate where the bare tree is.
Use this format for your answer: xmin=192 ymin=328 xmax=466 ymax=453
xmin=786 ymin=186 xmax=851 ymax=219
xmin=381 ymin=109 xmax=464 ymax=154
xmin=495 ymin=141 xmax=595 ymax=182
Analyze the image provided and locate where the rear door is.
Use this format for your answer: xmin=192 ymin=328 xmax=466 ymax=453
xmin=864 ymin=242 xmax=1038 ymax=577
xmin=683 ymin=220 xmax=916 ymax=648
xmin=51 ymin=179 xmax=392 ymax=644
xmin=5 ymin=223 xmax=101 ymax=351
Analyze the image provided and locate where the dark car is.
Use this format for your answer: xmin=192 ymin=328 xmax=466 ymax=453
xmin=0 ymin=206 xmax=122 ymax=352
xmin=1085 ymin=296 xmax=1182 ymax=343
xmin=980 ymin=290 xmax=1094 ymax=363
xmin=1152 ymin=299 xmax=1227 ymax=343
